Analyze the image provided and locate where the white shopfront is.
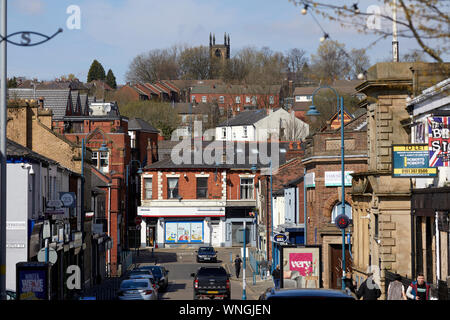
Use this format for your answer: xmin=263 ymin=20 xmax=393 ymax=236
xmin=138 ymin=206 xmax=226 ymax=248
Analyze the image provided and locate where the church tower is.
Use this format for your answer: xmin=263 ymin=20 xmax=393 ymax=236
xmin=209 ymin=32 xmax=230 ymax=62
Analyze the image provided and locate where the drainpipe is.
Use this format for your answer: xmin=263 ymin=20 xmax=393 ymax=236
xmin=107 ymin=185 xmax=111 ymax=277
xmin=435 ymin=211 xmax=440 ymax=283
xmin=304 ymin=167 xmax=307 ymax=245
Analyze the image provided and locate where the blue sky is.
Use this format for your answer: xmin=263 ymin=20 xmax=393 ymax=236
xmin=7 ymin=0 xmax=447 ymax=84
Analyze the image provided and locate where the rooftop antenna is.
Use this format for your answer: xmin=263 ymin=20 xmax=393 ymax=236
xmin=392 ymin=0 xmax=399 ymax=62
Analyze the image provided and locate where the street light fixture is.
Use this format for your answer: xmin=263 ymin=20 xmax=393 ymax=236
xmin=307 ymin=85 xmax=347 ymax=291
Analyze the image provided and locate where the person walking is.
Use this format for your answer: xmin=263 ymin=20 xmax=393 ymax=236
xmin=234 ymin=255 xmax=242 ymax=279
xmin=271 ymin=265 xmax=281 ymax=289
xmin=356 ymin=273 xmax=382 ymax=300
xmin=387 ymin=274 xmax=407 ymax=300
xmin=343 ymin=272 xmax=357 ymax=295
xmin=406 ymin=273 xmax=431 ymax=300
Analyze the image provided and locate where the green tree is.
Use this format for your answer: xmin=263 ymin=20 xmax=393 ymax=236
xmin=106 ymin=69 xmax=117 ymax=89
xmin=7 ymin=77 xmax=18 ymax=88
xmin=87 ymin=59 xmax=106 ymax=82
xmin=119 ymin=101 xmax=180 ymax=139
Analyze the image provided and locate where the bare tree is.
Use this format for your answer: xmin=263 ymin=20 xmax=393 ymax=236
xmin=289 ymin=0 xmax=449 ymax=62
xmin=282 ymin=114 xmax=309 ymax=141
xmin=285 ymin=48 xmax=309 ymax=82
xmin=310 ymin=40 xmax=352 ymax=81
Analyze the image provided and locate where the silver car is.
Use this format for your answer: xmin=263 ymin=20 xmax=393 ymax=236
xmin=117 ymin=279 xmax=157 ymax=300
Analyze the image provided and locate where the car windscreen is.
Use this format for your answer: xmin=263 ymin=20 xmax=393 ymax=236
xmin=197 ymin=268 xmax=226 ymax=277
xmin=129 ymin=270 xmax=151 ymax=276
xmin=141 ymin=266 xmax=162 ymax=276
xmin=120 ymin=281 xmax=148 ymax=290
xmin=198 ymin=247 xmax=214 ymax=253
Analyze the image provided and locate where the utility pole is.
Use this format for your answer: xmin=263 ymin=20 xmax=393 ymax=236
xmin=392 ymin=0 xmax=399 ymax=62
xmin=0 ymin=0 xmax=7 ymax=301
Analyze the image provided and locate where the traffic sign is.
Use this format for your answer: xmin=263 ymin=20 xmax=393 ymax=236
xmin=135 ymin=216 xmax=142 ymax=225
xmin=335 ymin=214 xmax=350 ymax=229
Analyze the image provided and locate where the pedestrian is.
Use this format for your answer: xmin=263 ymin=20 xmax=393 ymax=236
xmin=356 ymin=272 xmax=381 ymax=300
xmin=343 ymin=272 xmax=356 ymax=295
xmin=271 ymin=265 xmax=281 ymax=289
xmin=406 ymin=273 xmax=431 ymax=300
xmin=387 ymin=274 xmax=407 ymax=300
xmin=234 ymin=255 xmax=242 ymax=278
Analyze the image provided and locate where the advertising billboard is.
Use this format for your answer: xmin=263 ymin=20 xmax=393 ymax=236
xmin=281 ymin=246 xmax=321 ymax=289
xmin=392 ymin=144 xmax=437 ymax=177
xmin=165 ymin=221 xmax=204 ymax=243
xmin=16 ymin=262 xmax=51 ymax=300
xmin=428 ymin=116 xmax=450 ymax=167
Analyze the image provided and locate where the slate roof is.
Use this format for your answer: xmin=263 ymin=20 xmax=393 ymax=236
xmin=217 ymin=109 xmax=267 ymax=127
xmin=128 ymin=118 xmax=159 ymax=133
xmin=7 ymin=139 xmax=56 ymax=164
xmin=8 ymin=88 xmax=72 ymax=120
xmin=147 ymin=141 xmax=289 ymax=170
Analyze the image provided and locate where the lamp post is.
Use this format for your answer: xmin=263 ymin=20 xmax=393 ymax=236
xmin=307 ymin=86 xmax=347 ymax=291
xmin=0 ymin=1 xmax=62 ymax=299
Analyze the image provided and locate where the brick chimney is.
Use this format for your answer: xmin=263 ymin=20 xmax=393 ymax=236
xmin=285 ymin=140 xmax=304 ymax=161
xmin=147 ymin=138 xmax=158 ymax=164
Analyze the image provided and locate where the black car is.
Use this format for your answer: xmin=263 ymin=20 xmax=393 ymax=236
xmin=137 ymin=265 xmax=169 ymax=291
xmin=191 ymin=266 xmax=231 ymax=300
xmin=258 ymin=288 xmax=356 ymax=300
xmin=195 ymin=246 xmax=218 ymax=263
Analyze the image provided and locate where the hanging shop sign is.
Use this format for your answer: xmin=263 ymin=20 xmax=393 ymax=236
xmin=392 ymin=144 xmax=437 ymax=178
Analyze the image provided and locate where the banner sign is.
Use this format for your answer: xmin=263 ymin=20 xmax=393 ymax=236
xmin=165 ymin=221 xmax=204 ymax=243
xmin=392 ymin=144 xmax=437 ymax=177
xmin=324 ymin=171 xmax=354 ymax=187
xmin=428 ymin=116 xmax=450 ymax=167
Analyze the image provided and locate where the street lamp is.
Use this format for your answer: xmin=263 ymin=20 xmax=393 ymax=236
xmin=307 ymin=85 xmax=347 ymax=291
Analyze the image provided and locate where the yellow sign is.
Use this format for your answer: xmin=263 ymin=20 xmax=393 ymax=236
xmin=393 ymin=145 xmax=427 ymax=152
xmin=393 ymin=168 xmax=437 ymax=175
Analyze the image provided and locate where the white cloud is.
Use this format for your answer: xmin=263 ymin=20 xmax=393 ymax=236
xmin=14 ymin=0 xmax=45 ymax=15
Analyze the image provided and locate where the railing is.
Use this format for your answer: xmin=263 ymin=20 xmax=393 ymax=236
xmin=120 ymin=250 xmax=133 ymax=274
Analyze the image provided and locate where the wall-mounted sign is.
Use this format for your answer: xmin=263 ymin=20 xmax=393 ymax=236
xmin=165 ymin=221 xmax=204 ymax=243
xmin=16 ymin=262 xmax=52 ymax=300
xmin=305 ymin=172 xmax=315 ymax=188
xmin=324 ymin=171 xmax=354 ymax=187
xmin=273 ymin=233 xmax=287 ymax=243
xmin=138 ymin=206 xmax=225 ymax=217
xmin=59 ymin=192 xmax=76 ymax=208
xmin=392 ymin=144 xmax=437 ymax=177
xmin=428 ymin=116 xmax=450 ymax=167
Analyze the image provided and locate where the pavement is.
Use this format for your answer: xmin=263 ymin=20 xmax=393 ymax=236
xmin=80 ymin=246 xmax=274 ymax=300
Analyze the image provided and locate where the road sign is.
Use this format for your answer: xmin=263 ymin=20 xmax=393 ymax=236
xmin=135 ymin=216 xmax=142 ymax=225
xmin=37 ymin=247 xmax=57 ymax=264
xmin=335 ymin=214 xmax=350 ymax=229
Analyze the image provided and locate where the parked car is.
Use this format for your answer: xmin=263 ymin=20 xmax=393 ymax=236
xmin=195 ymin=246 xmax=218 ymax=263
xmin=258 ymin=288 xmax=357 ymax=300
xmin=127 ymin=269 xmax=153 ymax=278
xmin=126 ymin=274 xmax=159 ymax=295
xmin=191 ymin=266 xmax=231 ymax=300
xmin=137 ymin=265 xmax=169 ymax=291
xmin=117 ymin=278 xmax=157 ymax=300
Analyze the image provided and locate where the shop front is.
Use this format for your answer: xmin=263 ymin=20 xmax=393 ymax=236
xmin=138 ymin=206 xmax=225 ymax=248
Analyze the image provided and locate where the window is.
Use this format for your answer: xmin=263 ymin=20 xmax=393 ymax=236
xmin=219 ymin=96 xmax=224 ymax=104
xmin=269 ymin=96 xmax=275 ymax=105
xmin=92 ymin=151 xmax=98 ymax=168
xmin=203 ymin=115 xmax=208 ymax=123
xmin=222 ymin=128 xmax=227 ymax=139
xmin=331 ymin=202 xmax=352 ymax=223
xmin=252 ymin=96 xmax=257 ymax=104
xmin=243 ymin=126 xmax=248 ymax=138
xmin=295 ymin=96 xmax=301 ymax=102
xmin=181 ymin=115 xmax=187 ymax=123
xmin=196 ymin=178 xmax=208 ymax=199
xmin=144 ymin=178 xmax=152 ymax=199
xmin=202 ymin=96 xmax=207 ymax=103
xmin=191 ymin=96 xmax=196 ymax=103
xmin=245 ymin=96 xmax=251 ymax=103
xmin=99 ymin=152 xmax=109 ymax=173
xmin=374 ymin=213 xmax=379 ymax=239
xmin=235 ymin=96 xmax=241 ymax=104
xmin=167 ymin=178 xmax=179 ymax=199
xmin=240 ymin=178 xmax=254 ymax=200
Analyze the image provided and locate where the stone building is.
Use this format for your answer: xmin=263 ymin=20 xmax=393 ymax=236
xmin=350 ymin=62 xmax=450 ymax=298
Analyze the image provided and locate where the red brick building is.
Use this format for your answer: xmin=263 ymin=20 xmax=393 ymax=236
xmin=190 ymin=84 xmax=282 ymax=115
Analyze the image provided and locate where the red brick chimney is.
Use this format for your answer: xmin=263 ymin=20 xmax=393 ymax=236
xmin=285 ymin=140 xmax=304 ymax=161
xmin=147 ymin=138 xmax=158 ymax=165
